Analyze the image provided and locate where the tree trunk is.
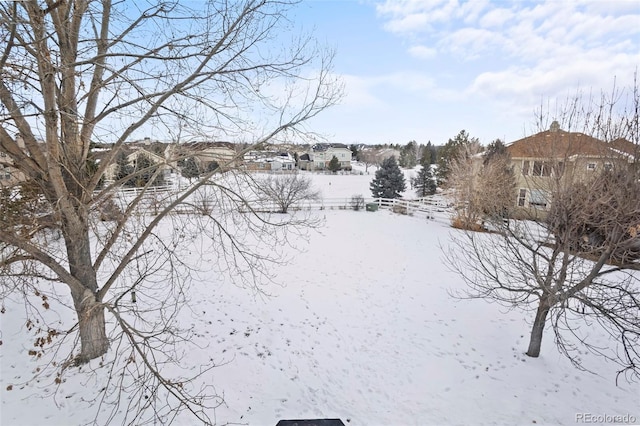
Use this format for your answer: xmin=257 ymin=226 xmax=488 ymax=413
xmin=526 ymin=295 xmax=551 ymax=357
xmin=64 ymin=220 xmax=109 ymax=363
xmin=72 ymin=288 xmax=109 ymax=364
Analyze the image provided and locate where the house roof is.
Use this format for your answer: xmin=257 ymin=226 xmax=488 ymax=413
xmin=610 ymin=138 xmax=638 ymax=158
xmin=311 ymin=143 xmax=349 ymax=152
xmin=183 ymin=141 xmax=236 ymax=151
xmin=507 ymin=125 xmax=611 ymax=159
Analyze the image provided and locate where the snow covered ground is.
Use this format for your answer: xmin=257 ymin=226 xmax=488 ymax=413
xmin=1 ymin=165 xmax=638 ymax=425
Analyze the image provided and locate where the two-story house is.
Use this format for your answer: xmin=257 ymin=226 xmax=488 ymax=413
xmin=507 ymin=121 xmax=635 ymax=216
xmin=298 ymin=144 xmax=352 ymax=171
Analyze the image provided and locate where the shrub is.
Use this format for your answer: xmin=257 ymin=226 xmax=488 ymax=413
xmin=350 ymin=194 xmax=365 ymax=211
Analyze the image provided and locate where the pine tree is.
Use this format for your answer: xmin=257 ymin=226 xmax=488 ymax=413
xmin=370 ymin=156 xmax=406 ymax=199
xmin=134 ymin=153 xmax=165 ymax=187
xmin=414 ymin=165 xmax=437 ymax=197
xmin=179 ymin=156 xmax=201 ymax=180
xmin=419 ymin=141 xmax=434 ymax=166
xmin=399 ymin=140 xmax=418 ymax=168
xmin=115 ymin=152 xmax=136 ymax=187
xmin=328 ymin=155 xmax=341 ymax=172
xmin=349 ymin=144 xmax=359 ymax=160
xmin=483 ymin=139 xmax=507 ymax=166
xmin=436 ymin=130 xmax=480 ymax=184
xmin=206 ymin=160 xmax=220 ymax=173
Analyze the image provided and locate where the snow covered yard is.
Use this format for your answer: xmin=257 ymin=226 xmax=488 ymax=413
xmin=188 ymin=210 xmax=638 ymax=425
xmin=1 ymin=170 xmax=638 ymax=425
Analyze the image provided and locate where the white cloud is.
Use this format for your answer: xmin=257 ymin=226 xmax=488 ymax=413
xmin=376 ymin=0 xmax=461 ymax=34
xmin=381 ymin=10 xmax=431 ymax=34
xmin=408 ymin=45 xmax=437 ymax=59
xmin=371 ymin=0 xmax=638 ymax=143
xmin=478 ymin=7 xmax=514 ymax=28
xmin=375 ymin=0 xmax=639 ymax=101
xmin=440 ymin=27 xmax=505 ymax=59
xmin=310 ymin=0 xmax=639 ymax=146
xmin=468 ymin=53 xmax=640 ymax=119
xmin=376 ymin=0 xmax=639 ymax=58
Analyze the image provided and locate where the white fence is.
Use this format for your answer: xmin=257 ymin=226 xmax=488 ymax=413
xmin=102 ymin=183 xmax=451 ymax=220
xmin=201 ymin=195 xmax=446 ymax=220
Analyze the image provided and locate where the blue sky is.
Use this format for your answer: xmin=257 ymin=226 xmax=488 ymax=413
xmin=290 ymin=0 xmax=640 ymax=146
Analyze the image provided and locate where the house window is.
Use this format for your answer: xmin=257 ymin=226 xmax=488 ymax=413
xmin=529 ymin=189 xmax=549 ymax=208
xmin=587 ymin=163 xmax=596 ymax=171
xmin=532 ymin=161 xmax=552 ymax=177
xmin=604 ymin=162 xmax=613 ymax=171
xmin=522 ymin=160 xmax=530 ymax=176
xmin=517 ymin=189 xmax=526 ymax=207
xmin=532 ymin=161 xmax=542 ymax=176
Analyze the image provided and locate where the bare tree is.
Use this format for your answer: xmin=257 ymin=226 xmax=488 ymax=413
xmin=254 ymin=172 xmax=320 ymax=213
xmin=0 ymin=0 xmax=341 ymax=423
xmin=357 ymin=149 xmax=379 ymax=173
xmin=437 ymin=130 xmax=479 ymax=184
xmin=445 ymin=140 xmax=514 ymax=231
xmin=445 ymin=81 xmax=640 ymax=383
xmin=475 ymin=140 xmax=516 ymax=222
xmin=446 ymin=142 xmax=481 ymax=229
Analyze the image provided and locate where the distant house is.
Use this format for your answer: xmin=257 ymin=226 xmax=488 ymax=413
xmin=103 ymin=146 xmax=172 ymax=184
xmin=166 ymin=141 xmax=239 ymax=172
xmin=298 ymin=144 xmax=352 ymax=171
xmin=356 ymin=147 xmax=400 ymax=170
xmin=505 ymin=121 xmax=635 ymax=215
xmin=243 ymin=151 xmax=296 ymax=171
xmin=375 ymin=148 xmax=401 ymax=162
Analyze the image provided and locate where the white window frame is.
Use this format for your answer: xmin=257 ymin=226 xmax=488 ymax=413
xmin=529 ymin=189 xmax=549 ymax=209
xmin=517 ymin=189 xmax=527 ymax=207
xmin=532 ymin=161 xmax=552 ymax=177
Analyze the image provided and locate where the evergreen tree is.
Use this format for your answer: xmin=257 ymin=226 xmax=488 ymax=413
xmin=349 ymin=144 xmax=359 ymax=160
xmin=115 ymin=152 xmax=136 ymax=187
xmin=206 ymin=160 xmax=220 ymax=173
xmin=414 ymin=165 xmax=437 ymax=197
xmin=370 ymin=156 xmax=406 ymax=199
xmin=436 ymin=130 xmax=480 ymax=184
xmin=483 ymin=139 xmax=507 ymax=166
xmin=134 ymin=153 xmax=165 ymax=187
xmin=179 ymin=156 xmax=201 ymax=180
xmin=419 ymin=141 xmax=434 ymax=166
xmin=328 ymin=155 xmax=341 ymax=172
xmin=399 ymin=140 xmax=418 ymax=168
